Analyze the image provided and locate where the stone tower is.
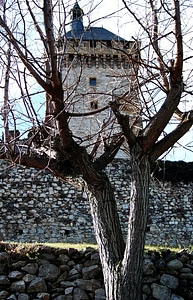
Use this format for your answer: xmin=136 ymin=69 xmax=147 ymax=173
xmin=57 ymin=1 xmax=141 ymax=157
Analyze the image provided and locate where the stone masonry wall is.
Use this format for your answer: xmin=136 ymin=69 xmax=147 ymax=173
xmin=0 ymin=159 xmax=193 ymax=246
xmin=1 ymin=244 xmax=193 ymax=300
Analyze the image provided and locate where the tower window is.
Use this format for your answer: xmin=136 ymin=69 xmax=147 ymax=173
xmin=123 ymin=41 xmax=131 ymax=49
xmin=90 ymin=100 xmax=98 ymax=110
xmin=90 ymin=40 xmax=96 ymax=48
xmin=89 ymin=77 xmax=96 ymax=86
xmin=107 ymin=40 xmax=112 ymax=47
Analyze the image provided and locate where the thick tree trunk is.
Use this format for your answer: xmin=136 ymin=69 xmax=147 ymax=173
xmin=87 ymin=147 xmax=150 ymax=300
xmin=86 ymin=174 xmax=125 ymax=299
xmin=121 ymin=150 xmax=150 ymax=300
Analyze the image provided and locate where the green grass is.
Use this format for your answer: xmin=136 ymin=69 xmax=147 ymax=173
xmin=1 ymin=241 xmax=98 ymax=253
xmin=43 ymin=242 xmax=98 ymax=250
xmin=145 ymin=244 xmax=193 ymax=253
xmin=1 ymin=241 xmax=192 ymax=257
xmin=0 ymin=242 xmax=98 ymax=260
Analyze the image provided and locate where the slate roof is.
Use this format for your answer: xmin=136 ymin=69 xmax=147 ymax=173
xmin=66 ymin=26 xmax=126 ymax=42
xmin=66 ymin=27 xmax=125 ymax=41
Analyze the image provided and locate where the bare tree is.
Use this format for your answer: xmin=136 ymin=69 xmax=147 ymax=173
xmin=0 ymin=0 xmax=193 ymax=299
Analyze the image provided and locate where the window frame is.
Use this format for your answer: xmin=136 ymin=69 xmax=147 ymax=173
xmin=89 ymin=77 xmax=97 ymax=86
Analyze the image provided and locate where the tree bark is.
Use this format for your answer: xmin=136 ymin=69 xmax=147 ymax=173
xmin=85 ymin=144 xmax=150 ymax=300
xmin=121 ymin=146 xmax=150 ymax=300
xmin=86 ymin=174 xmax=125 ymax=300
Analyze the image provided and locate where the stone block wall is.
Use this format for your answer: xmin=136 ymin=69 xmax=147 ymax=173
xmin=0 ymin=159 xmax=193 ymax=246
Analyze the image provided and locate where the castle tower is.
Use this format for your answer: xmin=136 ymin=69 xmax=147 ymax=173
xmin=57 ymin=1 xmax=141 ymax=157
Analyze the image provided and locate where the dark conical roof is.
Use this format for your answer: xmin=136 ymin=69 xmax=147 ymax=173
xmin=66 ymin=2 xmax=126 ymax=42
xmin=73 ymin=1 xmax=80 ymax=10
xmin=70 ymin=1 xmax=84 ymax=33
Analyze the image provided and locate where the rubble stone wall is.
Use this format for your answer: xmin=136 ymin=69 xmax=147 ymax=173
xmin=0 ymin=244 xmax=193 ymax=300
xmin=0 ymin=159 xmax=193 ymax=246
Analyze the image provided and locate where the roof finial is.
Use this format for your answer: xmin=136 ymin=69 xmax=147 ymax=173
xmin=70 ymin=1 xmax=84 ymax=33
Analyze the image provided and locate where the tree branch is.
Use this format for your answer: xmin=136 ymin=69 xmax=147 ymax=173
xmin=140 ymin=82 xmax=183 ymax=153
xmin=150 ymin=110 xmax=193 ymax=161
xmin=67 ymin=105 xmax=109 ymax=117
xmin=93 ymin=135 xmax=125 ymax=171
xmin=110 ymin=101 xmax=136 ymax=148
xmin=26 ymin=0 xmax=49 ymax=56
xmin=173 ymin=107 xmax=191 ymax=122
xmin=149 ymin=0 xmax=170 ymax=92
xmin=170 ymin=0 xmax=183 ymax=84
xmin=44 ymin=0 xmax=59 ymax=85
xmin=0 ymin=16 xmax=51 ymax=94
xmin=0 ymin=152 xmax=75 ymax=179
xmin=139 ymin=0 xmax=184 ymax=154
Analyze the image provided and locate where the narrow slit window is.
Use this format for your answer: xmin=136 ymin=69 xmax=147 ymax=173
xmin=107 ymin=40 xmax=112 ymax=47
xmin=90 ymin=100 xmax=98 ymax=110
xmin=90 ymin=40 xmax=96 ymax=48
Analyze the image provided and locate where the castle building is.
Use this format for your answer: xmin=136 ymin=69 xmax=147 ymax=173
xmin=57 ymin=1 xmax=141 ymax=157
